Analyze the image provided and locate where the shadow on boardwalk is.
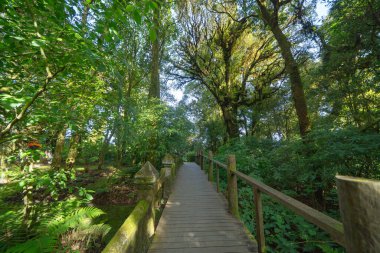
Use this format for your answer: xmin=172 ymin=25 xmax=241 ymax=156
xmin=148 ymin=162 xmax=257 ymax=253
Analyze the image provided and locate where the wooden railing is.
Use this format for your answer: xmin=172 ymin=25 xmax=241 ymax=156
xmin=103 ymin=155 xmax=181 ymax=253
xmin=196 ymin=150 xmax=380 ymax=253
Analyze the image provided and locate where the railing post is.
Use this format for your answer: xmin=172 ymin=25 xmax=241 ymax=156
xmin=216 ymin=164 xmax=220 ymax=193
xmin=253 ymin=187 xmax=265 ymax=253
xmin=134 ymin=161 xmax=159 ymax=237
xmin=336 ymin=175 xmax=380 ymax=252
xmin=208 ymin=151 xmax=214 ymax=182
xmin=161 ymin=154 xmax=175 ymax=199
xmin=134 ymin=161 xmax=159 ymax=202
xmin=163 ymin=154 xmax=175 ymax=179
xmin=200 ymin=150 xmax=204 ymax=170
xmin=227 ymin=154 xmax=239 ymax=218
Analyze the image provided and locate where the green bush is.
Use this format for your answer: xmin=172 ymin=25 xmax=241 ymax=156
xmin=214 ymin=128 xmax=380 ymax=252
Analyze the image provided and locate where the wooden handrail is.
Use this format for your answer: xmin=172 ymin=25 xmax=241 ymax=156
xmin=198 ymin=152 xmax=345 ymax=251
xmin=213 ymin=159 xmax=227 ymax=169
xmin=103 ymin=158 xmax=179 ymax=253
xmin=233 ymin=170 xmax=345 ymax=246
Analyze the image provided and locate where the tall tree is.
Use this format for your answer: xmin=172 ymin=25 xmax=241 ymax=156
xmin=149 ymin=1 xmax=161 ymax=99
xmin=254 ymin=0 xmax=311 ymax=137
xmin=174 ymin=2 xmax=284 ymax=138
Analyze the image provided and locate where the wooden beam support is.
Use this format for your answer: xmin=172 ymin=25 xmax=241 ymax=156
xmin=337 ymin=175 xmax=380 ymax=253
xmin=200 ymin=150 xmax=204 ymax=170
xmin=216 ymin=164 xmax=220 ymax=193
xmin=227 ymin=154 xmax=239 ymax=219
xmin=208 ymin=151 xmax=214 ymax=182
xmin=254 ymin=187 xmax=265 ymax=253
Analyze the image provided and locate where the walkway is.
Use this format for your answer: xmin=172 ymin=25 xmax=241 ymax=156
xmin=148 ymin=162 xmax=257 ymax=253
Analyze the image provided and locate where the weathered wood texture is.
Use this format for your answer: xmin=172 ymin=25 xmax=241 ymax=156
xmin=253 ymin=187 xmax=265 ymax=253
xmin=233 ymin=170 xmax=345 ymax=246
xmin=208 ymin=151 xmax=214 ymax=182
xmin=227 ymin=155 xmax=239 ymax=219
xmin=336 ymin=175 xmax=380 ymax=253
xmin=148 ymin=162 xmax=257 ymax=253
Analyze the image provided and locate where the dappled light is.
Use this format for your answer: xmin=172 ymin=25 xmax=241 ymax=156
xmin=1 ymin=0 xmax=379 ymax=252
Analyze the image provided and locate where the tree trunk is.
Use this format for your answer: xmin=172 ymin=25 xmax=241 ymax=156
xmin=98 ymin=143 xmax=107 ymax=170
xmin=98 ymin=127 xmax=114 ymax=170
xmin=23 ymin=162 xmax=34 ymax=229
xmin=66 ymin=132 xmax=80 ymax=169
xmin=98 ymin=140 xmax=111 ymax=170
xmin=221 ymin=105 xmax=239 ymax=139
xmin=52 ymin=125 xmax=67 ymax=169
xmin=0 ymin=151 xmax=8 ymax=184
xmin=255 ymin=0 xmax=311 ymax=137
xmin=116 ymin=146 xmax=123 ymax=168
xmin=149 ymin=3 xmax=160 ymax=99
xmin=271 ymin=25 xmax=311 ymax=137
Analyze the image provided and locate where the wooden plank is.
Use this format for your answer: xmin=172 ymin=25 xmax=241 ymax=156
xmin=148 ymin=162 xmax=257 ymax=253
xmin=150 ymin=239 xmax=252 ymax=249
xmin=153 ymin=230 xmax=251 ymax=238
xmin=156 ymin=226 xmax=243 ymax=233
xmin=149 ymin=246 xmax=256 ymax=253
xmin=152 ymin=234 xmax=245 ymax=243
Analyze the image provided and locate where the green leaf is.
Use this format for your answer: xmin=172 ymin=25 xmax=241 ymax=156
xmin=31 ymin=39 xmax=46 ymax=47
xmin=11 ymin=36 xmax=25 ymax=41
xmin=125 ymin=4 xmax=134 ymax=12
xmin=75 ymin=33 xmax=82 ymax=40
xmin=149 ymin=29 xmax=157 ymax=42
xmin=148 ymin=1 xmax=159 ymax=10
xmin=132 ymin=10 xmax=142 ymax=25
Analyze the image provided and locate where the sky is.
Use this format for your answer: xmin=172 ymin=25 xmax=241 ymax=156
xmin=168 ymin=1 xmax=330 ymax=104
xmin=316 ymin=1 xmax=329 ymax=20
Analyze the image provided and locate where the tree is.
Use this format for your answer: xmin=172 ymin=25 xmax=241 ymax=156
xmin=316 ymin=0 xmax=380 ymax=130
xmin=254 ymin=0 xmax=312 ymax=137
xmin=149 ymin=0 xmax=161 ymax=99
xmin=173 ymin=1 xmax=284 ymax=138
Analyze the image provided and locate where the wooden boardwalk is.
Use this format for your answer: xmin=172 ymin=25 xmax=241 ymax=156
xmin=148 ymin=162 xmax=257 ymax=253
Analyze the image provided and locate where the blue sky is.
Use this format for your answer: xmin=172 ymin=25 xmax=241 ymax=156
xmin=316 ymin=1 xmax=329 ymax=19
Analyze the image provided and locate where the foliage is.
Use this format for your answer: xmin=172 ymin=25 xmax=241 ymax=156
xmin=0 ymin=200 xmax=110 ymax=253
xmin=0 ymin=0 xmax=379 ymax=252
xmin=214 ymin=127 xmax=380 ymax=252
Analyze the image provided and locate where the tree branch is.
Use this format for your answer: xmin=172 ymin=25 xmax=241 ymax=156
xmin=0 ymin=67 xmax=65 ymax=140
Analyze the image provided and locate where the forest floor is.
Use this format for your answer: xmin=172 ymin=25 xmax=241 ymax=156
xmin=0 ymin=163 xmax=139 ymax=247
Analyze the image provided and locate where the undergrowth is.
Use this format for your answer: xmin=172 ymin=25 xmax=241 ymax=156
xmin=213 ymin=128 xmax=380 ymax=252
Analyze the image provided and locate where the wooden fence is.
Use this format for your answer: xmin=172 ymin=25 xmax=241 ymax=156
xmin=196 ymin=150 xmax=380 ymax=253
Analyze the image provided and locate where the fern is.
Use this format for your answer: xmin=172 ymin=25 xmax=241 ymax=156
xmin=5 ymin=237 xmax=57 ymax=253
xmin=1 ymin=204 xmax=110 ymax=253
